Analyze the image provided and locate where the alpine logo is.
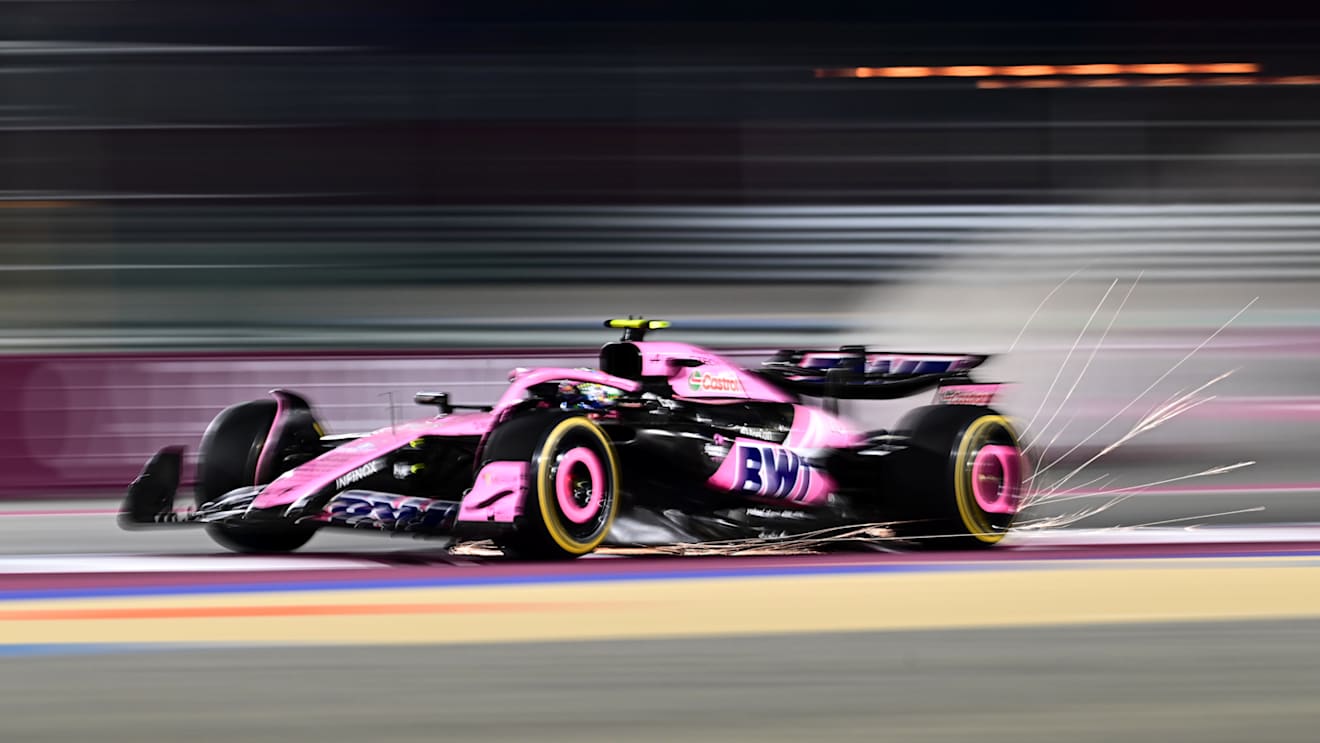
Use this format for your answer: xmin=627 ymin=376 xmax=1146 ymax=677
xmin=735 ymin=444 xmax=812 ymax=501
xmin=327 ymin=491 xmax=458 ymax=532
xmin=687 ymin=369 xmax=744 ymax=394
xmin=334 ymin=460 xmax=382 ymax=490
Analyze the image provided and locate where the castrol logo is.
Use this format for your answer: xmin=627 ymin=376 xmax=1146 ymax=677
xmin=687 ymin=369 xmax=744 ymax=395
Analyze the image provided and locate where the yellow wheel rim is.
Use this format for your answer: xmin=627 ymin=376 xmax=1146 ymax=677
xmin=952 ymin=415 xmax=1019 ymax=544
xmin=535 ymin=417 xmax=620 ymax=555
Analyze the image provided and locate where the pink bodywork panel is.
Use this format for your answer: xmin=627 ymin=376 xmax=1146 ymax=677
xmin=251 ymin=411 xmax=495 ymax=511
xmin=784 ymin=404 xmax=863 ymax=449
xmin=706 ymin=437 xmax=836 ymax=508
xmin=252 ymin=390 xmax=290 ymax=484
xmin=628 ymin=342 xmax=796 ymax=403
xmin=703 ymin=405 xmax=861 ymax=508
xmin=249 ymin=369 xmax=637 ymax=516
xmin=457 ymin=460 xmax=528 ymax=524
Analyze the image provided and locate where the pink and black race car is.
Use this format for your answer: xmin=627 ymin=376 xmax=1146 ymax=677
xmin=121 ymin=319 xmax=1024 ymax=558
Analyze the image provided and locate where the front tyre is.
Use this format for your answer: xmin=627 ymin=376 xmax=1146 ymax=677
xmin=504 ymin=416 xmax=620 ymax=560
xmin=196 ymin=398 xmax=316 ymax=554
xmin=894 ymin=405 xmax=1024 ymax=549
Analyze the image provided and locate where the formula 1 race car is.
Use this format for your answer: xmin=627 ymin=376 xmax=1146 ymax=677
xmin=121 ymin=319 xmax=1025 ymax=557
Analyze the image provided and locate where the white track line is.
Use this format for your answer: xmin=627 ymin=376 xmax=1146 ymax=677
xmin=0 ymin=554 xmax=380 ymax=575
xmin=1006 ymin=525 xmax=1320 ymax=547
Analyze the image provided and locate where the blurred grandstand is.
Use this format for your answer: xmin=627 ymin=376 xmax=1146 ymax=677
xmin=1 ymin=4 xmax=1319 ymax=347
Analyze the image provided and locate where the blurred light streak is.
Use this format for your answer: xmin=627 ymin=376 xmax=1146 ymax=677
xmin=940 ymin=65 xmax=996 ymax=77
xmin=1209 ymin=75 xmax=1260 ymax=85
xmin=980 ymin=75 xmax=1320 ymax=89
xmin=0 ymin=41 xmax=363 ymax=55
xmin=819 ymin=62 xmax=1260 ymax=78
xmin=1058 ymin=63 xmax=1123 ymax=75
xmin=1126 ymin=63 xmax=1193 ymax=75
xmin=999 ymin=65 xmax=1057 ymax=76
xmin=0 ymin=201 xmax=74 ymax=209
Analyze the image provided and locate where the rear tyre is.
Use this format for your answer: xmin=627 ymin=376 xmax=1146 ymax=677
xmin=893 ymin=405 xmax=1024 ymax=550
xmin=502 ymin=416 xmax=620 ymax=560
xmin=196 ymin=399 xmax=316 ymax=554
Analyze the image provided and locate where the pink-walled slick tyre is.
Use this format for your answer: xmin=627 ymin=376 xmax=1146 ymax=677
xmin=893 ymin=405 xmax=1024 ymax=549
xmin=501 ymin=416 xmax=620 ymax=560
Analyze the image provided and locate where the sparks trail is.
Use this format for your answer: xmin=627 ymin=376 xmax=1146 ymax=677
xmin=1014 ymin=495 xmax=1137 ymax=531
xmin=1027 ymin=297 xmax=1258 ymax=486
xmin=645 ymin=523 xmax=901 ymax=556
xmin=1021 ymin=278 xmax=1118 ymax=440
xmin=1029 ymin=369 xmax=1239 ymax=496
xmin=1001 ymin=272 xmax=1259 ymax=531
xmin=1039 ymin=472 xmax=1115 ymax=500
xmin=1016 ymin=373 xmax=1251 ymax=528
xmin=1015 ymin=461 xmax=1257 ymax=531
xmin=1124 ymin=506 xmax=1268 ymax=529
xmin=1038 ymin=461 xmax=1257 ymax=507
xmin=1007 ymin=264 xmax=1088 ymax=354
xmin=1024 ymin=274 xmax=1141 ymax=456
xmin=1033 ymin=408 xmax=1081 ymax=467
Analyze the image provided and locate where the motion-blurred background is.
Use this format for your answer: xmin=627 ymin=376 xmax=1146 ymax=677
xmin=2 ymin=3 xmax=1319 ymax=526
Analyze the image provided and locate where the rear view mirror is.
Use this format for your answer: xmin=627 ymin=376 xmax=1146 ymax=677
xmin=414 ymin=392 xmax=453 ymax=415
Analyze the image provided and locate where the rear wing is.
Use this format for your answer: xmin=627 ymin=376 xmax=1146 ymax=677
xmin=757 ymin=347 xmax=990 ymax=400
